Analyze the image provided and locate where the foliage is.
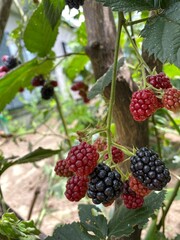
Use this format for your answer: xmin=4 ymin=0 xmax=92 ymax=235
xmin=0 ymin=147 xmax=60 ymax=175
xmin=0 ymin=0 xmax=179 ymax=239
xmin=0 ymin=212 xmax=40 ymax=240
xmin=45 ymin=191 xmax=165 ymax=239
xmin=43 ymin=0 xmax=65 ymax=29
xmin=24 ymin=3 xmax=61 ymax=57
xmin=141 ymin=2 xmax=180 ymax=67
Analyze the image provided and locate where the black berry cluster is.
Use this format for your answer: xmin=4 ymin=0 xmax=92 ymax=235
xmin=41 ymin=84 xmax=54 ymax=100
xmin=65 ymin=0 xmax=84 ymax=9
xmin=130 ymin=147 xmax=171 ymax=191
xmin=87 ymin=163 xmax=123 ymax=205
xmin=31 ymin=75 xmax=58 ymax=100
xmin=2 ymin=55 xmax=21 ymax=70
xmin=0 ymin=55 xmax=23 ymax=91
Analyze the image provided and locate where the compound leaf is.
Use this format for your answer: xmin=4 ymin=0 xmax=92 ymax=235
xmin=45 ymin=222 xmax=99 ymax=240
xmin=96 ymin=0 xmax=157 ymax=12
xmin=141 ymin=2 xmax=180 ymax=67
xmin=78 ymin=204 xmax=108 ymax=239
xmin=24 ymin=3 xmax=59 ymax=57
xmin=43 ymin=0 xmax=65 ymax=29
xmin=108 ymin=191 xmax=165 ymax=238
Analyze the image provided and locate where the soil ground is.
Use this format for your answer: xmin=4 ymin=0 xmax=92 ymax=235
xmin=0 ymin=121 xmax=180 ymax=239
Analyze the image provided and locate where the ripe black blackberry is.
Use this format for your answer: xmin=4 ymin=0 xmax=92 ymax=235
xmin=130 ymin=147 xmax=171 ymax=191
xmin=65 ymin=0 xmax=84 ymax=9
xmin=4 ymin=56 xmax=20 ymax=70
xmin=41 ymin=85 xmax=54 ymax=100
xmin=87 ymin=163 xmax=123 ymax=205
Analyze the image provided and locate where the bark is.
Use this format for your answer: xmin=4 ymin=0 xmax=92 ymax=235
xmin=83 ymin=1 xmax=148 ymax=240
xmin=0 ymin=0 xmax=13 ymax=44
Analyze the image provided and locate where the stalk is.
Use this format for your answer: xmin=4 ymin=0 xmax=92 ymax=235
xmin=106 ymin=12 xmax=124 ymax=159
xmin=54 ymin=92 xmax=72 ymax=148
xmin=157 ymin=179 xmax=180 ymax=230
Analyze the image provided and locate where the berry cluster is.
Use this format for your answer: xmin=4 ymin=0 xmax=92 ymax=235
xmin=130 ymin=147 xmax=171 ymax=191
xmin=130 ymin=72 xmax=180 ymax=121
xmin=54 ymin=140 xmax=170 ymax=208
xmin=31 ymin=75 xmax=58 ymax=100
xmin=65 ymin=0 xmax=84 ymax=9
xmin=71 ymin=81 xmax=90 ymax=103
xmin=87 ymin=163 xmax=123 ymax=205
xmin=147 ymin=72 xmax=172 ymax=89
xmin=93 ymin=138 xmax=124 ymax=164
xmin=105 ymin=146 xmax=124 ymax=164
xmin=0 ymin=55 xmax=23 ymax=92
xmin=54 ymin=141 xmax=126 ymax=205
xmin=54 ymin=159 xmax=73 ymax=177
xmin=54 ymin=142 xmax=99 ymax=202
xmin=121 ymin=180 xmax=144 ymax=209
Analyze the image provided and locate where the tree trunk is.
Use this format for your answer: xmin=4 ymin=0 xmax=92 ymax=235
xmin=0 ymin=0 xmax=12 ymax=44
xmin=83 ymin=1 xmax=148 ymax=239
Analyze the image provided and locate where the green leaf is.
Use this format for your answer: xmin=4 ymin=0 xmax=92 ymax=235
xmin=0 ymin=58 xmax=53 ymax=112
xmin=63 ymin=54 xmax=89 ymax=80
xmin=24 ymin=3 xmax=60 ymax=57
xmin=141 ymin=3 xmax=180 ymax=67
xmin=163 ymin=64 xmax=180 ymax=79
xmin=78 ymin=204 xmax=108 ymax=239
xmin=96 ymin=0 xmax=157 ymax=12
xmin=45 ymin=222 xmax=99 ymax=240
xmin=88 ymin=57 xmax=124 ymax=99
xmin=43 ymin=0 xmax=65 ymax=29
xmin=0 ymin=212 xmax=40 ymax=239
xmin=158 ymin=0 xmax=180 ymax=9
xmin=0 ymin=147 xmax=60 ymax=175
xmin=108 ymin=191 xmax=165 ymax=238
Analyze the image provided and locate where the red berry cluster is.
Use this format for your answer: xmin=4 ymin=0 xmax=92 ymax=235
xmin=54 ymin=142 xmax=99 ymax=202
xmin=130 ymin=72 xmax=180 ymax=121
xmin=93 ymin=138 xmax=124 ymax=164
xmin=121 ymin=178 xmax=149 ymax=209
xmin=0 ymin=55 xmax=23 ymax=92
xmin=93 ymin=137 xmax=107 ymax=152
xmin=71 ymin=81 xmax=90 ymax=103
xmin=147 ymin=72 xmax=172 ymax=89
xmin=31 ymin=75 xmax=58 ymax=100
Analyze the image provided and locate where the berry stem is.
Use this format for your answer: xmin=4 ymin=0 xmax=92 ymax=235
xmin=112 ymin=141 xmax=134 ymax=157
xmin=126 ymin=17 xmax=150 ymax=26
xmin=123 ymin=22 xmax=151 ymax=75
xmin=53 ymin=92 xmax=72 ymax=148
xmin=0 ymin=186 xmax=6 ymax=213
xmin=144 ymin=216 xmax=157 ymax=240
xmin=106 ymin=12 xmax=124 ymax=160
xmin=152 ymin=115 xmax=162 ymax=158
xmin=157 ymin=179 xmax=180 ymax=231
